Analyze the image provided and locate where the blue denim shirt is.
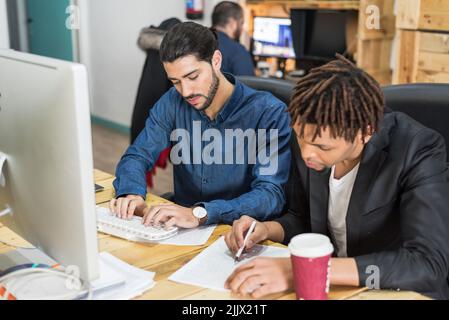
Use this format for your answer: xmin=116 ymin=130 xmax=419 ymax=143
xmin=113 ymin=74 xmax=291 ymax=225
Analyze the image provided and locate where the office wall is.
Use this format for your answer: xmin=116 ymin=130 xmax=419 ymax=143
xmin=78 ymin=0 xmax=233 ymax=131
xmin=0 ymin=0 xmax=10 ymax=48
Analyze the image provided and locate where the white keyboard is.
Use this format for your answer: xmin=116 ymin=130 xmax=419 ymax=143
xmin=96 ymin=206 xmax=178 ymax=242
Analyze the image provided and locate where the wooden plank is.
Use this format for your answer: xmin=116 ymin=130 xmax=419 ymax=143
xmin=135 ymin=279 xmax=205 ymax=300
xmin=396 ymin=0 xmax=449 ymax=31
xmin=415 ymin=69 xmax=449 ymax=83
xmin=181 ymin=287 xmax=289 ymax=300
xmin=417 ymin=51 xmax=449 ymax=72
xmin=349 ymin=289 xmax=432 ymax=300
xmin=357 ymin=38 xmax=393 ymax=70
xmin=392 ymin=30 xmax=449 ymax=84
xmin=94 ymin=178 xmax=175 ymax=206
xmin=93 ymin=169 xmax=114 ymax=182
xmin=420 ymin=31 xmax=449 ymax=54
xmin=94 ymin=170 xmax=116 ymax=204
xmin=418 ymin=12 xmax=449 ymax=32
xmin=246 ymin=0 xmax=361 ymax=10
xmin=95 ymin=185 xmax=115 ymax=205
xmin=0 ymin=225 xmax=34 ymax=249
xmin=396 ymin=0 xmax=422 ymax=30
xmin=393 ymin=29 xmax=420 ymax=84
xmin=276 ymin=286 xmax=369 ymax=300
xmin=369 ymin=69 xmax=392 ymax=85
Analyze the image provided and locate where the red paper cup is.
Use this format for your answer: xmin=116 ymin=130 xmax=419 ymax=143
xmin=288 ymin=233 xmax=334 ymax=300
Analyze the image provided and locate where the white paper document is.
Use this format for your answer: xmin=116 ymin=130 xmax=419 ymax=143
xmin=91 ymin=252 xmax=156 ymax=300
xmin=157 ymin=225 xmax=217 ymax=246
xmin=168 ymin=236 xmax=290 ymax=292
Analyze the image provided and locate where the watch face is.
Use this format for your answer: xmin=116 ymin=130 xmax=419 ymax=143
xmin=193 ymin=206 xmax=207 ymax=219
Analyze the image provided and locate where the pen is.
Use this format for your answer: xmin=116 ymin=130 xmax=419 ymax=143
xmin=234 ymin=220 xmax=257 ymax=263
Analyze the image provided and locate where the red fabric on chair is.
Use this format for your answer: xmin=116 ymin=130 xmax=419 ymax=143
xmin=146 ymin=147 xmax=171 ymax=189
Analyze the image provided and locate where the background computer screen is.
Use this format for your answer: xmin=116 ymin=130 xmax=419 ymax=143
xmin=291 ymin=9 xmax=349 ymax=61
xmin=252 ymin=17 xmax=296 ymax=59
xmin=305 ymin=11 xmax=347 ymax=59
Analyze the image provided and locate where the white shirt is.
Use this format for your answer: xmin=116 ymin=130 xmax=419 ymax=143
xmin=327 ymin=163 xmax=360 ymax=257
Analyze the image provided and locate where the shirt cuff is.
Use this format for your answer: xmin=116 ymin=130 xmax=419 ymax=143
xmin=195 ymin=202 xmax=222 ymax=225
xmin=115 ymin=188 xmax=147 ymax=200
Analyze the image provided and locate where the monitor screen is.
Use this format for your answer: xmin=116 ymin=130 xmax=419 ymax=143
xmin=252 ymin=17 xmax=296 ymax=59
xmin=291 ymin=9 xmax=349 ymax=61
xmin=305 ymin=11 xmax=347 ymax=59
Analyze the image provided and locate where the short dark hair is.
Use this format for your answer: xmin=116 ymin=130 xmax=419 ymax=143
xmin=159 ymin=22 xmax=218 ymax=63
xmin=212 ymin=1 xmax=244 ymax=28
xmin=288 ymin=54 xmax=385 ymax=142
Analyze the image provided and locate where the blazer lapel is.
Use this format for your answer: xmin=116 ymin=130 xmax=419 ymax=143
xmin=346 ymin=141 xmax=388 ymax=257
xmin=309 ymin=167 xmax=331 ymax=234
xmin=291 ymin=133 xmax=330 ymax=235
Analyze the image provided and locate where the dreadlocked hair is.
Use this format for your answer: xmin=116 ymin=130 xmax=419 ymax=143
xmin=288 ymin=53 xmax=385 ymax=142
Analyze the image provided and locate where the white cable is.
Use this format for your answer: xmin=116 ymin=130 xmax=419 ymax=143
xmin=0 ymin=267 xmax=84 ymax=300
xmin=1 ymin=269 xmax=74 ymax=296
xmin=5 ymin=275 xmax=82 ymax=300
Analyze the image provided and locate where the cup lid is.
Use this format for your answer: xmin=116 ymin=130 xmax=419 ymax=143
xmin=288 ymin=233 xmax=334 ymax=258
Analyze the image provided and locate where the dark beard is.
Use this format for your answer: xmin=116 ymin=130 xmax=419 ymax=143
xmin=197 ymin=71 xmax=220 ymax=112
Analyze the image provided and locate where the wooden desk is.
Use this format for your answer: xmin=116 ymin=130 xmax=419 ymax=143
xmin=94 ymin=169 xmax=116 ymax=205
xmin=0 ymin=169 xmax=430 ymax=300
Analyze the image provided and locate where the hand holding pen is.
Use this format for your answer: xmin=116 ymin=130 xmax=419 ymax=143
xmin=224 ymin=216 xmax=271 ymax=261
xmin=234 ymin=220 xmax=257 ymax=262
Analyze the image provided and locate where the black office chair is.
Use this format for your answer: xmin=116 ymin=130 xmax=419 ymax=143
xmin=238 ymin=76 xmax=295 ymax=106
xmin=238 ymin=77 xmax=449 ymax=163
xmin=382 ymin=83 xmax=449 ymax=163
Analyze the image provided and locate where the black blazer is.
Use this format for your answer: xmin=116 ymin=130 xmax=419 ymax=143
xmin=276 ymin=111 xmax=449 ymax=299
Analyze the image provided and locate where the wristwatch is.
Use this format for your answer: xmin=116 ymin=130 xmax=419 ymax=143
xmin=192 ymin=205 xmax=208 ymax=225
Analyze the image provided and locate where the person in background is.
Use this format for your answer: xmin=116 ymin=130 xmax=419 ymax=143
xmin=131 ymin=18 xmax=182 ymax=189
xmin=212 ymin=1 xmax=255 ymax=76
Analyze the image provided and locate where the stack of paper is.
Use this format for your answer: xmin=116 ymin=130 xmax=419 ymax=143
xmin=90 ymin=252 xmax=155 ymax=300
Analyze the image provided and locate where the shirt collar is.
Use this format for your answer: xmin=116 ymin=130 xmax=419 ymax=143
xmin=214 ymin=72 xmax=243 ymax=123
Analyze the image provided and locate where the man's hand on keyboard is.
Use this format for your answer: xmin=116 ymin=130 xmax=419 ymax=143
xmin=109 ymin=195 xmax=147 ymax=219
xmin=142 ymin=204 xmax=199 ymax=229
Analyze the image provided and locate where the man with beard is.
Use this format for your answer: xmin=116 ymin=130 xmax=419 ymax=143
xmin=110 ymin=22 xmax=291 ymax=229
xmin=212 ymin=1 xmax=255 ymax=76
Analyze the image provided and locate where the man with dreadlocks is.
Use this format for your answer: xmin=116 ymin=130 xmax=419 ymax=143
xmin=224 ymin=54 xmax=449 ymax=299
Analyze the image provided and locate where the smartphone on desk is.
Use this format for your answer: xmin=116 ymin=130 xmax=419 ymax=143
xmin=95 ymin=183 xmax=105 ymax=193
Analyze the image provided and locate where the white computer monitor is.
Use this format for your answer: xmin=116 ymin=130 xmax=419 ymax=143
xmin=0 ymin=49 xmax=99 ymax=284
xmin=252 ymin=17 xmax=296 ymax=59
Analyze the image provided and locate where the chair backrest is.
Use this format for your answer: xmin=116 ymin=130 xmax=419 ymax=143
xmin=382 ymin=83 xmax=449 ymax=162
xmin=237 ymin=76 xmax=295 ymax=106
